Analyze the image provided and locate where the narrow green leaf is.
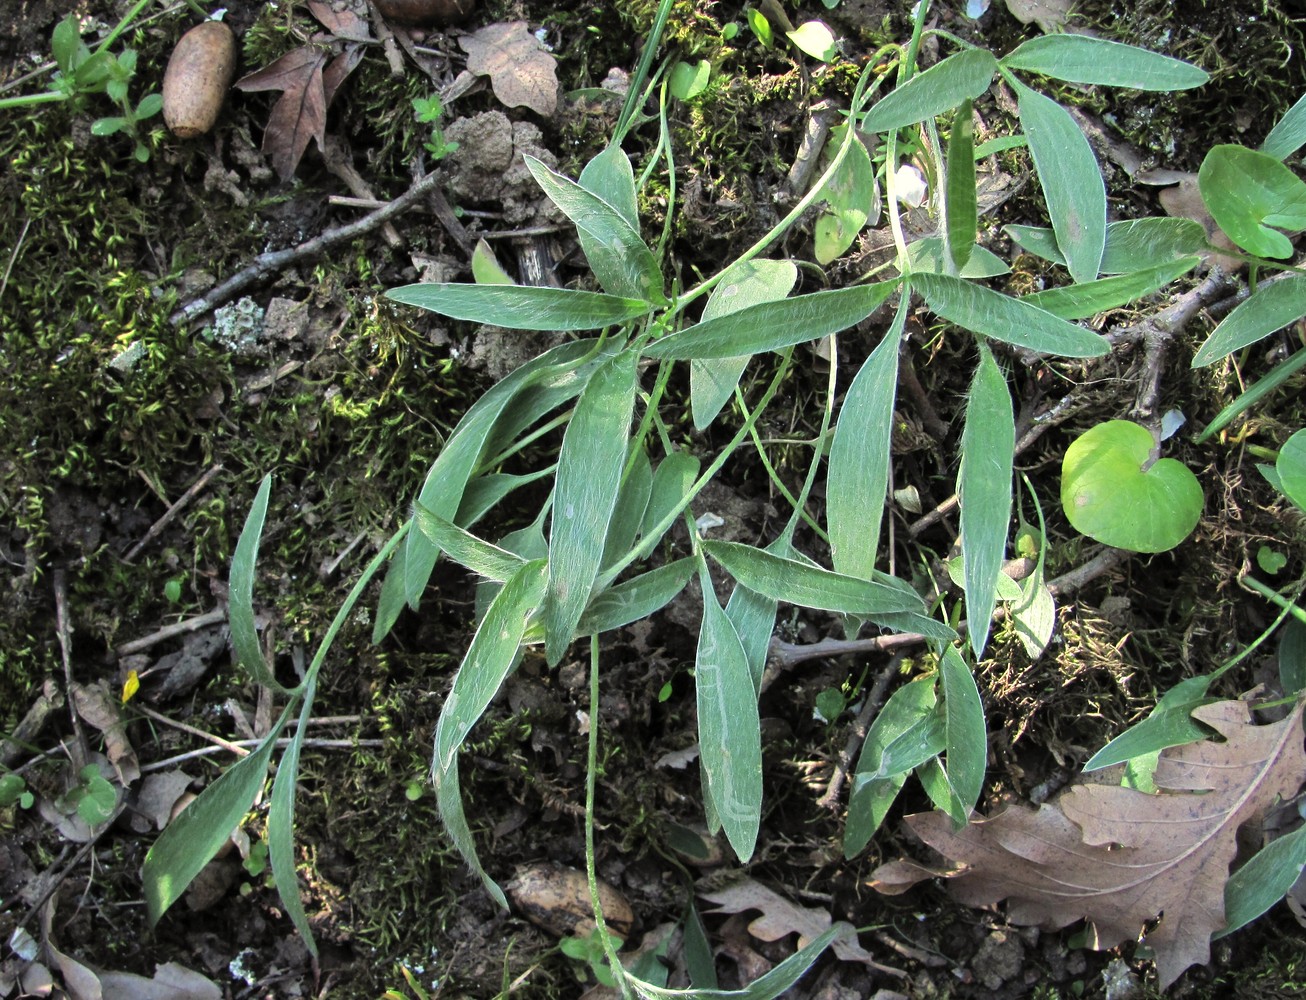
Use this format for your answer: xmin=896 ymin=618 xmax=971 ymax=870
xmin=1083 ymin=673 xmax=1216 ymax=770
xmin=1007 ymin=218 xmax=1207 ymax=274
xmin=828 ymin=310 xmax=903 ymax=581
xmin=1196 ymin=347 xmax=1306 ymax=443
xmin=940 ymin=646 xmax=985 ymax=820
xmin=525 ymin=155 xmax=665 ymax=303
xmin=386 ymin=283 xmax=651 ymax=331
xmin=675 ymin=924 xmax=849 ymax=1000
xmin=434 ymin=560 xmax=546 ymax=771
xmin=602 ymin=448 xmax=653 ymax=570
xmin=683 ymin=899 xmax=719 ymax=989
xmin=1280 ymin=618 xmax=1306 ymax=695
xmin=1262 ymin=91 xmax=1306 ymax=161
xmin=230 ymin=475 xmax=291 ymax=694
xmin=641 ymin=450 xmax=702 ymax=539
xmin=863 ymin=49 xmax=998 ymax=132
xmin=544 ymin=352 xmax=638 ymax=664
xmin=1217 ymin=824 xmax=1306 ymax=939
xmin=958 ymin=341 xmax=1013 ymax=656
xmin=646 ymin=281 xmax=898 ymax=360
xmin=945 ymin=99 xmax=977 ymax=271
xmin=579 ymin=144 xmax=639 ymax=229
xmin=845 ymin=676 xmax=937 ymax=857
xmin=471 ymin=238 xmax=516 ymax=285
xmin=1021 ymin=257 xmax=1200 ymax=319
xmin=1199 ymin=144 xmax=1306 ymax=259
xmin=268 ymin=682 xmax=318 ymax=956
xmin=873 ymin=708 xmax=946 ymax=777
xmin=433 ymin=752 xmax=507 ymax=908
xmin=725 ymin=537 xmax=795 ymax=695
xmin=144 ymin=707 xmax=293 ymax=923
xmin=912 ymin=272 xmax=1107 ymax=357
xmin=907 ymin=237 xmax=1010 ymax=278
xmin=696 ymin=563 xmax=762 ymax=861
xmin=455 ymin=468 xmax=556 ymax=526
xmin=691 ymin=259 xmax=798 ymax=428
xmin=1001 ymin=35 xmax=1208 ymax=91
xmin=917 ymin=757 xmax=968 ymax=826
xmin=1014 ymin=79 xmax=1106 ymax=284
xmin=577 ymin=558 xmax=695 ymax=634
xmin=1192 ymin=276 xmax=1306 ymax=366
xmin=702 ymin=540 xmax=925 ymax=616
xmin=414 ymin=503 xmax=527 ymax=582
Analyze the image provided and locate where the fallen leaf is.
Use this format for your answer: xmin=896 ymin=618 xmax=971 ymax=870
xmin=1002 ymin=0 xmax=1072 ymax=33
xmin=131 ymin=769 xmax=194 ymax=833
xmin=71 ymin=680 xmax=139 ymax=785
xmin=100 ymin=961 xmax=221 ymax=1000
xmin=307 ymin=0 xmax=372 ymax=41
xmin=701 ymin=878 xmax=901 ymax=973
xmin=1152 ymin=172 xmax=1244 ymax=272
xmin=872 ymin=700 xmax=1306 ymax=989
xmin=459 ymin=22 xmax=559 ymax=117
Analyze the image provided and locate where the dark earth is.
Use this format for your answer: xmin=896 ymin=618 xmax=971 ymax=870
xmin=4 ymin=0 xmax=1306 ymax=997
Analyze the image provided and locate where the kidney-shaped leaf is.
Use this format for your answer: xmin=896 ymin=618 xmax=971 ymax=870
xmin=1199 ymin=144 xmax=1306 ymax=259
xmin=1277 ymin=428 xmax=1306 ymax=512
xmin=1001 ymin=35 xmax=1208 ymax=91
xmin=1061 ymin=420 xmax=1202 ymax=553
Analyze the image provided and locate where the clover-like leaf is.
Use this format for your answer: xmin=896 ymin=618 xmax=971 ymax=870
xmin=1276 ymin=428 xmax=1306 ymax=512
xmin=1061 ymin=420 xmax=1202 ymax=553
xmin=1198 ymin=144 xmax=1306 ymax=259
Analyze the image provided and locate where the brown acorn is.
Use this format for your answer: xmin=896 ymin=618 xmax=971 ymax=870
xmin=505 ymin=863 xmax=636 ymax=939
xmin=374 ymin=0 xmax=477 ymax=27
xmin=162 ymin=21 xmax=236 ymax=139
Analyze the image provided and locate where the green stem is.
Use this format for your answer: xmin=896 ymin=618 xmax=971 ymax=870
xmin=0 ymin=90 xmax=69 ymax=110
xmin=94 ymin=0 xmax=157 ymax=55
xmin=615 ymin=0 xmax=676 ymax=143
xmin=1239 ymin=573 xmax=1306 ymax=627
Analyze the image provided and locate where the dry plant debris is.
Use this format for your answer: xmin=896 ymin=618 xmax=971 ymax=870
xmin=458 ymin=21 xmax=559 ymax=117
xmin=872 ymin=699 xmax=1306 ymax=988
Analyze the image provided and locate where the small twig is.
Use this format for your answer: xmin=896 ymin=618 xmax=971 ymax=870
xmin=323 ymin=135 xmax=404 ymax=249
xmin=816 ymin=656 xmax=903 ymax=810
xmin=134 ymin=703 xmax=248 ymax=756
xmin=170 ymin=169 xmax=444 ymax=326
xmin=141 ymin=738 xmax=385 ymax=773
xmin=0 ymin=217 xmax=31 ymax=304
xmin=0 ymin=680 xmax=62 ymax=768
xmin=16 ymin=804 xmax=127 ymax=938
xmin=320 ymin=529 xmax=369 ymax=579
xmin=116 ymin=608 xmax=226 ymax=657
xmin=124 ymin=463 xmax=222 ymax=563
xmin=52 ymin=570 xmax=88 ymax=771
xmin=427 ymin=184 xmax=474 ymax=256
xmin=871 ymin=929 xmax=949 ymax=968
xmin=785 ymin=99 xmax=839 ymax=196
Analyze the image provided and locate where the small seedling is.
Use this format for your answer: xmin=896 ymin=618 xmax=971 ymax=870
xmin=60 ymin=764 xmax=117 ymax=826
xmin=412 ymin=95 xmax=459 ymax=162
xmin=560 ymin=927 xmax=624 ymax=987
xmin=0 ymin=773 xmax=34 ymax=811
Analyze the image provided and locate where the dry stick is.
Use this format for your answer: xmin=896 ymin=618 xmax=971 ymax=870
xmin=52 ymin=570 xmax=88 ymax=771
xmin=116 ymin=607 xmax=226 ymax=657
xmin=815 ymin=655 xmax=904 ymax=811
xmin=123 ymin=463 xmax=222 ymax=563
xmin=141 ymin=737 xmax=385 ymax=773
xmin=169 ymin=169 xmax=444 ymax=326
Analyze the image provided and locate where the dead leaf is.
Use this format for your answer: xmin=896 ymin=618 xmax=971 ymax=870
xmin=1002 ymin=0 xmax=1073 ymax=33
xmin=100 ymin=962 xmax=221 ymax=1000
xmin=71 ymin=680 xmax=139 ymax=785
xmin=459 ymin=22 xmax=559 ymax=117
xmin=131 ymin=769 xmax=194 ymax=833
xmin=701 ymin=878 xmax=901 ymax=974
xmin=872 ymin=700 xmax=1306 ymax=989
xmin=307 ymin=0 xmax=372 ymax=41
xmin=1153 ymin=173 xmax=1244 ymax=273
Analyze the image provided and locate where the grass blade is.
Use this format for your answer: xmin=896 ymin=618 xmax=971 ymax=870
xmin=696 ymin=562 xmax=762 ymax=861
xmin=1021 ymin=257 xmax=1200 ymax=319
xmin=945 ymin=99 xmax=977 ymax=271
xmin=912 ymin=272 xmax=1108 ymax=357
xmin=1192 ymin=276 xmax=1306 ymax=367
xmin=525 ymin=155 xmax=665 ymax=303
xmin=229 ymin=474 xmax=292 ymax=694
xmin=958 ymin=340 xmax=1013 ymax=656
xmin=414 ymin=502 xmax=526 ymax=583
xmin=863 ymin=48 xmax=997 ymax=132
xmin=386 ymin=283 xmax=652 ymax=331
xmin=690 ymin=259 xmax=798 ymax=429
xmin=702 ymin=540 xmax=925 ymax=616
xmin=577 ymin=558 xmax=695 ymax=634
xmin=268 ymin=680 xmax=318 ymax=955
xmin=646 ymin=281 xmax=898 ymax=360
xmin=827 ymin=304 xmax=904 ymax=581
xmin=601 ymin=447 xmax=652 ymax=570
xmin=144 ymin=706 xmax=293 ymax=923
xmin=1002 ymin=35 xmax=1208 ymax=91
xmin=1262 ymin=91 xmax=1306 ymax=161
xmin=544 ymin=352 xmax=639 ymax=664
xmin=940 ymin=645 xmax=985 ymax=822
xmin=1014 ymin=79 xmax=1106 ymax=285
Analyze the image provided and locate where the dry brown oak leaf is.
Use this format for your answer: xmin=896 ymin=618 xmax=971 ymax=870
xmin=459 ymin=21 xmax=558 ymax=117
xmin=872 ymin=700 xmax=1306 ymax=989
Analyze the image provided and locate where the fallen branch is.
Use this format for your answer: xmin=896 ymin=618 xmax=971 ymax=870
xmin=123 ymin=463 xmax=222 ymax=563
xmin=169 ymin=169 xmax=444 ymax=326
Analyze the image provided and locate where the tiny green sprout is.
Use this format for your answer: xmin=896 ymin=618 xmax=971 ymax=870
xmin=163 ymin=576 xmax=183 ymax=603
xmin=657 ymin=680 xmax=673 ymax=703
xmin=721 ymin=21 xmax=740 ymax=41
xmin=560 ymin=927 xmax=624 ymax=987
xmin=814 ymin=687 xmax=846 ymax=724
xmin=412 ymin=95 xmax=459 ymax=161
xmin=404 ymin=779 xmax=425 ymax=801
xmin=1257 ymin=546 xmax=1288 ymax=575
xmin=243 ymin=838 xmax=269 ymax=877
xmin=746 ymin=8 xmax=773 ymax=47
xmin=63 ymin=765 xmax=117 ymax=826
xmin=0 ymin=773 xmax=33 ymax=810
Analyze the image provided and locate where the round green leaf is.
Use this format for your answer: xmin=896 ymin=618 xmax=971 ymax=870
xmin=1277 ymin=428 xmax=1306 ymax=511
xmin=1060 ymin=420 xmax=1202 ymax=553
xmin=1199 ymin=144 xmax=1306 ymax=259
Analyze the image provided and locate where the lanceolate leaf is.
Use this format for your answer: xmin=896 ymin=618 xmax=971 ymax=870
xmin=958 ymin=341 xmax=1013 ymax=656
xmin=907 ymin=238 xmax=1010 ymax=278
xmin=525 ymin=155 xmax=665 ymax=303
xmin=1006 ymin=218 xmax=1207 ymax=274
xmin=433 ymin=752 xmax=507 ymax=908
xmin=268 ymin=681 xmax=318 ymax=956
xmin=601 ymin=447 xmax=653 ymax=570
xmin=1261 ymin=91 xmax=1306 ymax=161
xmin=691 ymin=259 xmax=798 ymax=429
xmin=701 ymin=540 xmax=924 ymax=616
xmin=940 ymin=646 xmax=985 ymax=822
xmin=1021 ymin=257 xmax=1200 ymax=319
xmin=543 ymin=352 xmax=638 ymax=664
xmin=577 ymin=558 xmax=695 ymax=634
xmin=144 ymin=706 xmax=294 ymax=923
xmin=230 ymin=475 xmax=291 ymax=694
xmin=945 ymin=100 xmax=977 ymax=271
xmin=912 ymin=272 xmax=1107 ymax=357
xmin=413 ymin=503 xmax=526 ymax=582
xmin=434 ymin=560 xmax=547 ymax=772
xmin=827 ymin=305 xmax=904 ymax=581
xmin=386 ymin=283 xmax=652 ymax=331
xmin=1217 ymin=824 xmax=1306 ymax=939
xmin=1001 ymin=35 xmax=1208 ymax=91
xmin=863 ymin=48 xmax=998 ymax=132
xmin=1014 ymin=79 xmax=1106 ymax=285
xmin=695 ymin=562 xmax=763 ymax=861
xmin=641 ymin=450 xmax=702 ymax=540
xmin=1192 ymin=276 xmax=1306 ymax=366
xmin=646 ymin=281 xmax=897 ymax=360
xmin=579 ymin=144 xmax=639 ymax=229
